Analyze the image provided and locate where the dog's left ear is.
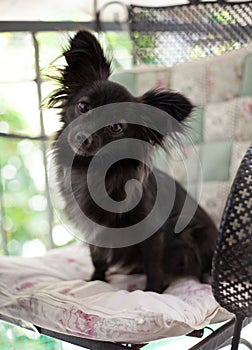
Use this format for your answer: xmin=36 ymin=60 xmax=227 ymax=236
xmin=139 ymin=89 xmax=193 ymax=123
xmin=137 ymin=89 xmax=193 ymax=147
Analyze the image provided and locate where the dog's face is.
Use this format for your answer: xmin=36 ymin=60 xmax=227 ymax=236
xmin=50 ymin=30 xmax=193 ymax=171
xmin=64 ymin=80 xmax=139 ymax=158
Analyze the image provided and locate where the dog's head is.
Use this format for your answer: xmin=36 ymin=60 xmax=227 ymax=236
xmin=50 ymin=30 xmax=193 ymax=174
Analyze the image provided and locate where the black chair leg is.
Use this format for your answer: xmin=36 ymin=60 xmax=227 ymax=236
xmin=231 ymin=316 xmax=244 ymax=350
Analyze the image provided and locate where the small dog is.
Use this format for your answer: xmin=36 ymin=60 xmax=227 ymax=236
xmin=50 ymin=30 xmax=217 ymax=293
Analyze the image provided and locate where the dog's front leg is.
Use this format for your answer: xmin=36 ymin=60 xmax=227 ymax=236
xmin=139 ymin=231 xmax=164 ymax=293
xmin=89 ymin=245 xmax=108 ymax=282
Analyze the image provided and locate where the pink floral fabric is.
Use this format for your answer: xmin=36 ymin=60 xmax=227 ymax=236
xmin=0 ymin=243 xmax=232 ymax=343
xmin=59 ymin=307 xmax=100 ymax=337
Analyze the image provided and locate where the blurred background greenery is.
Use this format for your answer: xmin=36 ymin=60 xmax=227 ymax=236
xmin=0 ymin=321 xmax=85 ymax=350
xmin=0 ymin=31 xmax=133 ymax=257
xmin=0 ymin=30 xmax=132 ymax=349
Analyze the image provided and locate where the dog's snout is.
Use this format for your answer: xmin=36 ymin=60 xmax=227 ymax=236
xmin=68 ymin=128 xmax=100 ymax=156
xmin=75 ymin=131 xmax=93 ymax=146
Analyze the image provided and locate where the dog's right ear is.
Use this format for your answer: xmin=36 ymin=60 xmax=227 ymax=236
xmin=50 ymin=30 xmax=111 ymax=106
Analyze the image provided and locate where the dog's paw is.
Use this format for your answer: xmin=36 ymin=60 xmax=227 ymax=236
xmin=144 ymin=281 xmax=165 ymax=293
xmin=90 ymin=270 xmax=107 ymax=283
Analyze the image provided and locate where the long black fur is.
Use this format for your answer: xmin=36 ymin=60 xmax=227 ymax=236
xmin=50 ymin=30 xmax=217 ymax=293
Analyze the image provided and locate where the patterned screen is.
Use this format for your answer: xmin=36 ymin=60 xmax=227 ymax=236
xmin=129 ymin=2 xmax=252 ymax=66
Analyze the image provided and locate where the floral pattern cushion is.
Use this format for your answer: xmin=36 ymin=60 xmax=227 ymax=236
xmin=206 ymin=51 xmax=246 ymax=102
xmin=236 ymin=97 xmax=252 ymax=141
xmin=0 ymin=243 xmax=232 ymax=343
xmin=170 ymin=43 xmax=252 ymax=105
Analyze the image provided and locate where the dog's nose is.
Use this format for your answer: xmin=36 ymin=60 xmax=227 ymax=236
xmin=75 ymin=131 xmax=93 ymax=147
xmin=68 ymin=128 xmax=100 ymax=156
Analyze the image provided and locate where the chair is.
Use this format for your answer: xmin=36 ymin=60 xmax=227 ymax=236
xmin=1 ymin=2 xmax=252 ymax=348
xmin=212 ymin=144 xmax=252 ymax=350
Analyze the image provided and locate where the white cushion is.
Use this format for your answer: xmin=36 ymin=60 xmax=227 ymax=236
xmin=0 ymin=243 xmax=232 ymax=343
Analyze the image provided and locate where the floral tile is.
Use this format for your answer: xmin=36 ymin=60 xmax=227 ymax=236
xmin=203 ymin=100 xmax=236 ymax=142
xmin=230 ymin=141 xmax=251 ymax=182
xmin=206 ymin=48 xmax=249 ymax=103
xmin=199 ymin=181 xmax=231 ymax=227
xmin=200 ymin=141 xmax=232 ymax=182
xmin=235 ymin=97 xmax=252 ymax=142
xmin=240 ymin=52 xmax=252 ymax=96
xmin=170 ymin=61 xmax=206 ymax=105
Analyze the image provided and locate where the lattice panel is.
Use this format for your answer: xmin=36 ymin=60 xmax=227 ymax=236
xmin=212 ymin=145 xmax=252 ymax=317
xmin=129 ymin=2 xmax=252 ymax=65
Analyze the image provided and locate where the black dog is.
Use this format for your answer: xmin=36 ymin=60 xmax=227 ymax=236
xmin=50 ymin=30 xmax=217 ymax=293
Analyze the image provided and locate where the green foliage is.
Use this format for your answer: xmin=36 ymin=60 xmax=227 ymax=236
xmin=210 ymin=10 xmax=236 ymax=25
xmin=0 ymin=99 xmax=49 ymax=255
xmin=103 ymin=31 xmax=133 ymax=69
xmin=0 ymin=32 xmax=79 ymax=257
xmin=0 ymin=321 xmax=61 ymax=349
xmin=105 ymin=31 xmax=132 ymax=52
xmin=36 ymin=31 xmax=69 ymax=78
xmin=132 ymin=32 xmax=158 ymax=64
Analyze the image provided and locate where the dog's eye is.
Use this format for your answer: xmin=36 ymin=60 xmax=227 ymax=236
xmin=108 ymin=123 xmax=123 ymax=134
xmin=77 ymin=101 xmax=90 ymax=114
